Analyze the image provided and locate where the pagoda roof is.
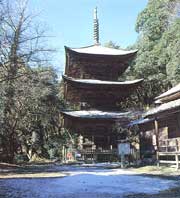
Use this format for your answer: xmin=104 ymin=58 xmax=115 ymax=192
xmin=65 ymin=45 xmax=138 ymax=56
xmin=62 ymin=75 xmax=143 ymax=87
xmin=61 ymin=110 xmax=140 ymax=120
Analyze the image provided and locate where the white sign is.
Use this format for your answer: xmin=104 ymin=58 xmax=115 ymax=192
xmin=118 ymin=143 xmax=131 ymax=155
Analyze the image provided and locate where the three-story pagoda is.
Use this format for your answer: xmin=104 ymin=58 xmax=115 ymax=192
xmin=61 ymin=8 xmax=143 ymax=161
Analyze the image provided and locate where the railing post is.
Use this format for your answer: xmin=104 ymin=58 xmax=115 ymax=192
xmin=157 ymin=151 xmax=159 ymax=167
xmin=176 ymin=139 xmax=178 ymax=152
xmin=175 ymin=154 xmax=179 ymax=170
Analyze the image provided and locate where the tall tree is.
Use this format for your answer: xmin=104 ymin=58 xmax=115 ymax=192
xmin=12 ymin=67 xmax=64 ymax=161
xmin=0 ymin=0 xmax=56 ymax=162
xmin=132 ymin=0 xmax=180 ymax=106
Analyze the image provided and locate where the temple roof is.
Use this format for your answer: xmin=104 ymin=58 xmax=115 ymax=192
xmin=128 ymin=117 xmax=154 ymax=127
xmin=145 ymin=98 xmax=180 ymax=117
xmin=65 ymin=45 xmax=138 ymax=56
xmin=63 ymin=75 xmax=143 ymax=86
xmin=155 ymin=83 xmax=180 ymax=103
xmin=61 ymin=110 xmax=140 ymax=119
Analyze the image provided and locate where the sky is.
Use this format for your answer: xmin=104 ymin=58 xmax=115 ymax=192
xmin=30 ymin=0 xmax=148 ymax=74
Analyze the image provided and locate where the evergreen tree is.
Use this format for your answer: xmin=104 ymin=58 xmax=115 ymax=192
xmin=132 ymin=0 xmax=180 ymax=105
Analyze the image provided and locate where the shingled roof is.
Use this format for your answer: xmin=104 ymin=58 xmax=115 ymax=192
xmin=145 ymin=98 xmax=180 ymax=117
xmin=65 ymin=45 xmax=137 ymax=56
xmin=155 ymin=83 xmax=180 ymax=104
xmin=62 ymin=75 xmax=143 ymax=86
xmin=61 ymin=110 xmax=141 ymax=120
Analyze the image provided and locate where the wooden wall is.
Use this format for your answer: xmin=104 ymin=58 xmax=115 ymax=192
xmin=63 ymin=115 xmax=129 ymax=149
xmin=139 ymin=112 xmax=180 ymax=157
xmin=64 ymin=82 xmax=141 ymax=110
xmin=65 ymin=50 xmax=135 ymax=81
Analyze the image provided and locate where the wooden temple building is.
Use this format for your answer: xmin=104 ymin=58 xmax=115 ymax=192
xmin=61 ymin=8 xmax=143 ymax=162
xmin=131 ymin=83 xmax=180 ymax=168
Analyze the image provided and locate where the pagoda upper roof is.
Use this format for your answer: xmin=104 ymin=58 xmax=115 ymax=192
xmin=63 ymin=75 xmax=143 ymax=87
xmin=61 ymin=110 xmax=141 ymax=120
xmin=65 ymin=45 xmax=138 ymax=56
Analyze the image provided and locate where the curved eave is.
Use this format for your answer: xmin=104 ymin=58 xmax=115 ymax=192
xmin=155 ymin=92 xmax=180 ymax=104
xmin=65 ymin=45 xmax=138 ymax=57
xmin=128 ymin=118 xmax=154 ymax=127
xmin=61 ymin=110 xmax=136 ymax=120
xmin=145 ymin=98 xmax=180 ymax=118
xmin=62 ymin=75 xmax=143 ymax=88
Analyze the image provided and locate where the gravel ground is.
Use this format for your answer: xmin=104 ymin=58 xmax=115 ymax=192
xmin=0 ymin=164 xmax=179 ymax=198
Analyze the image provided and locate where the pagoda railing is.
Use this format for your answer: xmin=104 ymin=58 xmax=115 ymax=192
xmin=79 ymin=148 xmax=117 ymax=155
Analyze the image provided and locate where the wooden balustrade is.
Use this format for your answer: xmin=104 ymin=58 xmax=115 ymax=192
xmin=159 ymin=138 xmax=180 ymax=152
xmin=158 ymin=138 xmax=180 ymax=169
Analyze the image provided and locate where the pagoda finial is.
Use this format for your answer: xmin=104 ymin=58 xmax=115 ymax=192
xmin=93 ymin=7 xmax=100 ymax=45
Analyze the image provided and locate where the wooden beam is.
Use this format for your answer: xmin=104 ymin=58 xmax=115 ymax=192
xmin=159 ymin=160 xmax=178 ymax=164
xmin=159 ymin=152 xmax=180 ymax=156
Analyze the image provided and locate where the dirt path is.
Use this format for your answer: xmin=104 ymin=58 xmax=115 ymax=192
xmin=0 ymin=163 xmax=66 ymax=178
xmin=0 ymin=164 xmax=179 ymax=198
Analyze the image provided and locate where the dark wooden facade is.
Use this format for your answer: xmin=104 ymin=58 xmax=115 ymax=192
xmin=63 ymin=75 xmax=143 ymax=110
xmin=65 ymin=46 xmax=137 ymax=81
xmin=62 ymin=115 xmax=122 ymax=149
xmin=138 ymin=111 xmax=180 ymax=158
xmin=133 ymin=85 xmax=180 ymax=167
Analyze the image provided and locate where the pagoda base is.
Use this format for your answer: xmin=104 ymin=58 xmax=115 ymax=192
xmin=61 ymin=110 xmax=141 ymax=162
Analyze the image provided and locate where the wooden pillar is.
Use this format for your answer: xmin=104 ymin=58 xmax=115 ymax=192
xmin=154 ymin=119 xmax=159 ymax=167
xmin=62 ymin=145 xmax=66 ymax=163
xmin=175 ymin=139 xmax=179 ymax=170
xmin=92 ymin=135 xmax=94 ymax=162
xmin=176 ymin=139 xmax=178 ymax=152
xmin=107 ymin=136 xmax=110 ymax=148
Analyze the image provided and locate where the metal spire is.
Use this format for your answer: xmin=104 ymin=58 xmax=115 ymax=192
xmin=93 ymin=7 xmax=100 ymax=45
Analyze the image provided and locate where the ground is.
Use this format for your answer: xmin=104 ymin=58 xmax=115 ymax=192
xmin=0 ymin=163 xmax=180 ymax=198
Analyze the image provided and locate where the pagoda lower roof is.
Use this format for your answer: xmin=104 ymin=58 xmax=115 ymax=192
xmin=65 ymin=45 xmax=138 ymax=56
xmin=63 ymin=75 xmax=143 ymax=87
xmin=61 ymin=110 xmax=141 ymax=120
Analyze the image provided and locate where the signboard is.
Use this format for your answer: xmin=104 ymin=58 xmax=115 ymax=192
xmin=118 ymin=142 xmax=131 ymax=155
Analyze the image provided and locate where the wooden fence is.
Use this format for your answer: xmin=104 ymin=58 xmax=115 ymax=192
xmin=158 ymin=138 xmax=180 ymax=169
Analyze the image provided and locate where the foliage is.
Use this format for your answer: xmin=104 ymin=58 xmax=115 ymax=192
xmin=104 ymin=41 xmax=121 ymax=49
xmin=0 ymin=0 xmax=66 ymax=163
xmin=104 ymin=1 xmax=180 ymax=111
xmin=130 ymin=0 xmax=180 ymax=106
xmin=113 ymin=123 xmax=139 ymax=143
